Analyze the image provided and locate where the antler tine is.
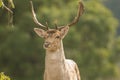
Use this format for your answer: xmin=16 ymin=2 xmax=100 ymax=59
xmin=55 ymin=23 xmax=58 ymax=29
xmin=30 ymin=1 xmax=48 ymax=30
xmin=67 ymin=1 xmax=84 ymax=27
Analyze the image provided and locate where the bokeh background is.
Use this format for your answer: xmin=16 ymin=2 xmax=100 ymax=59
xmin=0 ymin=0 xmax=120 ymax=80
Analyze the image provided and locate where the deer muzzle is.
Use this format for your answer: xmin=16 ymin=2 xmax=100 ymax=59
xmin=44 ymin=42 xmax=50 ymax=48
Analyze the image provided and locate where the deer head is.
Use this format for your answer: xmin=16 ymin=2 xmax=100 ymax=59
xmin=30 ymin=1 xmax=84 ymax=51
xmin=34 ymin=26 xmax=69 ymax=51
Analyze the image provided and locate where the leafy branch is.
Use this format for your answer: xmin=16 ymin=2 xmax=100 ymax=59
xmin=0 ymin=0 xmax=15 ymax=13
xmin=0 ymin=72 xmax=11 ymax=80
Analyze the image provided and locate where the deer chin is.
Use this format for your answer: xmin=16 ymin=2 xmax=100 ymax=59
xmin=45 ymin=48 xmax=58 ymax=52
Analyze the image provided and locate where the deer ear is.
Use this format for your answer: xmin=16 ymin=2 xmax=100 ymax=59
xmin=34 ymin=28 xmax=46 ymax=38
xmin=60 ymin=26 xmax=69 ymax=39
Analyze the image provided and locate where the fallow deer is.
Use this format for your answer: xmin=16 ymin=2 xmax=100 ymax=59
xmin=30 ymin=1 xmax=84 ymax=80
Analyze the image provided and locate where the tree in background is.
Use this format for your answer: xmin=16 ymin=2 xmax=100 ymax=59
xmin=0 ymin=0 xmax=119 ymax=80
xmin=73 ymin=1 xmax=119 ymax=80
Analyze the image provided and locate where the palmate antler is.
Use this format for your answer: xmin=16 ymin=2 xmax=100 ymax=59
xmin=30 ymin=0 xmax=84 ymax=30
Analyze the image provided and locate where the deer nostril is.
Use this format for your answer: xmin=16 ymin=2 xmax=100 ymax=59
xmin=44 ymin=42 xmax=50 ymax=48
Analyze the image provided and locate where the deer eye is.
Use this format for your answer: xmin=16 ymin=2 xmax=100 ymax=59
xmin=55 ymin=36 xmax=60 ymax=39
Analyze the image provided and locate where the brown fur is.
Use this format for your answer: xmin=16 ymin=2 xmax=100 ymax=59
xmin=34 ymin=26 xmax=81 ymax=80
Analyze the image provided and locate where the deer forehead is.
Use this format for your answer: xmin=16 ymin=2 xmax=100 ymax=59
xmin=46 ymin=29 xmax=60 ymax=37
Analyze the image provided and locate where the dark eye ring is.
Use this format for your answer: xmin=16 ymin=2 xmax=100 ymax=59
xmin=55 ymin=36 xmax=60 ymax=39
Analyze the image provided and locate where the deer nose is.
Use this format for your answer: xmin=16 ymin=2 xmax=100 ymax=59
xmin=44 ymin=42 xmax=50 ymax=48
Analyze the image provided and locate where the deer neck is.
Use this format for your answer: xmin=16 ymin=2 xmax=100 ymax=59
xmin=45 ymin=40 xmax=66 ymax=80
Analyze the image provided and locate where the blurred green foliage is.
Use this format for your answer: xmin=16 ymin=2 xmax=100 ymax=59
xmin=0 ymin=0 xmax=120 ymax=80
xmin=0 ymin=0 xmax=2 ymax=7
xmin=0 ymin=72 xmax=11 ymax=80
xmin=0 ymin=0 xmax=15 ymax=8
